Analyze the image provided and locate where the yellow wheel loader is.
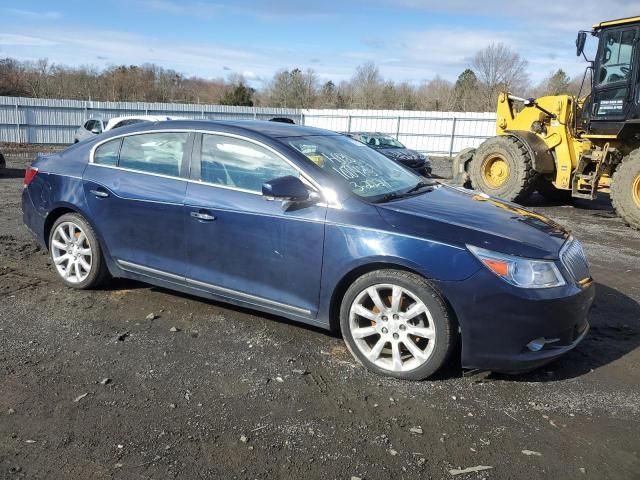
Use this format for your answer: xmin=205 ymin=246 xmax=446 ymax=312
xmin=454 ymin=16 xmax=640 ymax=229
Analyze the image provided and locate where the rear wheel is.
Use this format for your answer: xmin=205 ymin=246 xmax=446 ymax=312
xmin=340 ymin=270 xmax=456 ymax=380
xmin=611 ymin=149 xmax=640 ymax=230
xmin=469 ymin=136 xmax=538 ymax=202
xmin=49 ymin=213 xmax=110 ymax=288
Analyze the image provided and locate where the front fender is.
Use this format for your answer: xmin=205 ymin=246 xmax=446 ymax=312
xmin=316 ymin=216 xmax=480 ymax=327
xmin=505 ymin=130 xmax=555 ymax=174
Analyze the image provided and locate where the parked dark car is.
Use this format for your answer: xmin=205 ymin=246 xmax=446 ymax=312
xmin=0 ymin=150 xmax=5 ymax=173
xmin=346 ymin=132 xmax=432 ymax=176
xmin=22 ymin=120 xmax=594 ymax=380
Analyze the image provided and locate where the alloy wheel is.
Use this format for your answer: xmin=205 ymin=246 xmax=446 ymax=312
xmin=51 ymin=221 xmax=93 ymax=284
xmin=348 ymin=283 xmax=436 ymax=372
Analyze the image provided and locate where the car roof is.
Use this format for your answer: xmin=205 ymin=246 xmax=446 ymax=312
xmin=105 ymin=115 xmax=178 ymax=128
xmin=110 ymin=119 xmax=338 ymax=138
xmin=350 ymin=132 xmax=389 ymax=137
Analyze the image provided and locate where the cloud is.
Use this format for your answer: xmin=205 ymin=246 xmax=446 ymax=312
xmin=139 ymin=0 xmax=223 ymax=17
xmin=0 ymin=34 xmax=58 ymax=47
xmin=3 ymin=0 xmax=638 ymax=89
xmin=3 ymin=8 xmax=62 ymax=20
xmin=138 ymin=0 xmax=335 ymax=20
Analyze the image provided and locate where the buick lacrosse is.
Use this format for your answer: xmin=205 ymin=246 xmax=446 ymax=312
xmin=22 ymin=120 xmax=594 ymax=380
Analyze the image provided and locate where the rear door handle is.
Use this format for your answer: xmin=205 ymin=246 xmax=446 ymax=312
xmin=190 ymin=211 xmax=216 ymax=221
xmin=89 ymin=189 xmax=109 ymax=198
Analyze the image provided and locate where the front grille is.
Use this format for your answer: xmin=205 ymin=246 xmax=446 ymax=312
xmin=560 ymin=238 xmax=591 ymax=283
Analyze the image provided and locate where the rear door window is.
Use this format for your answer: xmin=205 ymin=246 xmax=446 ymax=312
xmin=119 ymin=132 xmax=190 ymax=177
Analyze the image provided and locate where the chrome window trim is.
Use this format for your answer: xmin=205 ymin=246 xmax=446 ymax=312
xmin=116 ymin=259 xmax=311 ymax=316
xmin=88 ymin=128 xmax=328 ymax=200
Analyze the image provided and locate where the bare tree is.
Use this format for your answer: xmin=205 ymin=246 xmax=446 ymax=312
xmin=471 ymin=43 xmax=530 ymax=110
xmin=416 ymin=77 xmax=454 ymax=111
xmin=351 ymin=62 xmax=384 ymax=108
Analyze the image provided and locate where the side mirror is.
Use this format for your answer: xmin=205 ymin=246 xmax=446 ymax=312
xmin=91 ymin=127 xmax=102 ymax=134
xmin=576 ymin=31 xmax=587 ymax=57
xmin=262 ymin=175 xmax=310 ymax=202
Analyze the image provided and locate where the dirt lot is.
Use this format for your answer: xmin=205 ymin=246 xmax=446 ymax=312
xmin=1 ymin=147 xmax=639 ymax=479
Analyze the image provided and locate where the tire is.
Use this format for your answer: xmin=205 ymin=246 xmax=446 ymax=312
xmin=339 ymin=269 xmax=456 ymax=380
xmin=536 ymin=177 xmax=573 ymax=203
xmin=469 ymin=136 xmax=538 ymax=202
xmin=48 ymin=212 xmax=110 ymax=289
xmin=611 ymin=148 xmax=640 ymax=230
xmin=452 ymin=147 xmax=476 ymax=187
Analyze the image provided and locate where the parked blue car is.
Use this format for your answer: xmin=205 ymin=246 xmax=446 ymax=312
xmin=22 ymin=120 xmax=594 ymax=380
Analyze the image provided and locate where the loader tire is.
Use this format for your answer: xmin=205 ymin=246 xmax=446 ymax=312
xmin=536 ymin=177 xmax=573 ymax=203
xmin=469 ymin=136 xmax=538 ymax=203
xmin=611 ymin=148 xmax=640 ymax=230
xmin=452 ymin=147 xmax=475 ymax=187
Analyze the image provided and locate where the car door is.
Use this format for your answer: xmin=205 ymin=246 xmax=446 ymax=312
xmin=83 ymin=131 xmax=194 ymax=276
xmin=184 ymin=132 xmax=327 ymax=318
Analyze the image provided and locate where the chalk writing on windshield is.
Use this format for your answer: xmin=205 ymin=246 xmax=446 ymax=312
xmin=319 ymin=151 xmax=393 ymax=195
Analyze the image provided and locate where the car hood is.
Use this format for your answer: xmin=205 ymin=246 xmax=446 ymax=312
xmin=375 ymin=184 xmax=569 ymax=259
xmin=377 ymin=147 xmax=427 ymax=162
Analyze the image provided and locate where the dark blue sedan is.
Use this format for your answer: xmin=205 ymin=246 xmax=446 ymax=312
xmin=345 ymin=132 xmax=432 ymax=176
xmin=22 ymin=120 xmax=594 ymax=380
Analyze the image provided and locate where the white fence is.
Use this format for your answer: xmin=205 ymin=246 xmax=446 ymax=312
xmin=0 ymin=96 xmax=497 ymax=156
xmin=302 ymin=109 xmax=496 ymax=156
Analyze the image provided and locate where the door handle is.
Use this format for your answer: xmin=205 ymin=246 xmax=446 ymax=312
xmin=90 ymin=189 xmax=109 ymax=198
xmin=190 ymin=211 xmax=216 ymax=221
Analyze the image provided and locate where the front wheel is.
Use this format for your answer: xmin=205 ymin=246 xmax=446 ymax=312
xmin=340 ymin=270 xmax=456 ymax=380
xmin=611 ymin=149 xmax=640 ymax=230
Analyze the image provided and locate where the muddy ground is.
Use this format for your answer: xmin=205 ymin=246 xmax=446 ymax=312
xmin=1 ymin=146 xmax=639 ymax=480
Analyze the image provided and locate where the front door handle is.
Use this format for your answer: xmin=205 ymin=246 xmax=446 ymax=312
xmin=190 ymin=211 xmax=216 ymax=221
xmin=90 ymin=189 xmax=109 ymax=198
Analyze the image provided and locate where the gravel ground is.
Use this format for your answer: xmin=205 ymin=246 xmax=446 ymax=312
xmin=1 ymin=147 xmax=639 ymax=479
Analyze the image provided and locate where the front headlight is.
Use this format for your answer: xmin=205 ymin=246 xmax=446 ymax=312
xmin=467 ymin=245 xmax=566 ymax=288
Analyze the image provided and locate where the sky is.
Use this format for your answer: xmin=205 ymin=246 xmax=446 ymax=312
xmin=0 ymin=0 xmax=637 ymax=88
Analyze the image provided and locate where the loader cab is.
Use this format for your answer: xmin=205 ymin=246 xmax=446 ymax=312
xmin=581 ymin=17 xmax=640 ymax=136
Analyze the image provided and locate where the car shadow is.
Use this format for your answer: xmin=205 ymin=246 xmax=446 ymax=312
xmin=0 ymin=167 xmax=26 ymax=179
xmin=523 ymin=192 xmax=615 ymax=213
xmin=109 ymin=278 xmax=638 ymax=383
xmin=147 ymin=284 xmax=332 ymax=336
xmin=143 ymin=285 xmax=477 ymax=381
xmin=488 ymin=282 xmax=640 ymax=382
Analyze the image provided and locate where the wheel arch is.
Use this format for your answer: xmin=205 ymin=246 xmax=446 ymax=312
xmin=43 ymin=203 xmax=112 ymax=265
xmin=43 ymin=205 xmax=81 ymax=249
xmin=503 ymin=130 xmax=555 ymax=174
xmin=327 ymin=260 xmax=459 ymax=334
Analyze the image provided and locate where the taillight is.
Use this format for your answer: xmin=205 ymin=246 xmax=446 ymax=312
xmin=23 ymin=167 xmax=38 ymax=187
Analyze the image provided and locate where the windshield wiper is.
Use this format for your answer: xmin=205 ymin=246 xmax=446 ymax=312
xmin=373 ymin=192 xmax=400 ymax=203
xmin=373 ymin=181 xmax=433 ymax=204
xmin=404 ymin=180 xmax=432 ymax=195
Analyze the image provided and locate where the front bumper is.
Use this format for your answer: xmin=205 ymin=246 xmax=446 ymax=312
xmin=435 ymin=268 xmax=595 ymax=373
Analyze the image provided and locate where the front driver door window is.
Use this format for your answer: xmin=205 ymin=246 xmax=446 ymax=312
xmin=184 ymin=133 xmax=326 ymax=318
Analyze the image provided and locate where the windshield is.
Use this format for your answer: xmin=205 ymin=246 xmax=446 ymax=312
xmin=285 ymin=135 xmax=422 ymax=200
xmin=597 ymin=28 xmax=635 ymax=85
xmin=361 ymin=134 xmax=405 ymax=149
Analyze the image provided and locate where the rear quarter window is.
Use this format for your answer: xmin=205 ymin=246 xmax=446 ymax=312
xmin=93 ymin=138 xmax=122 ymax=166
